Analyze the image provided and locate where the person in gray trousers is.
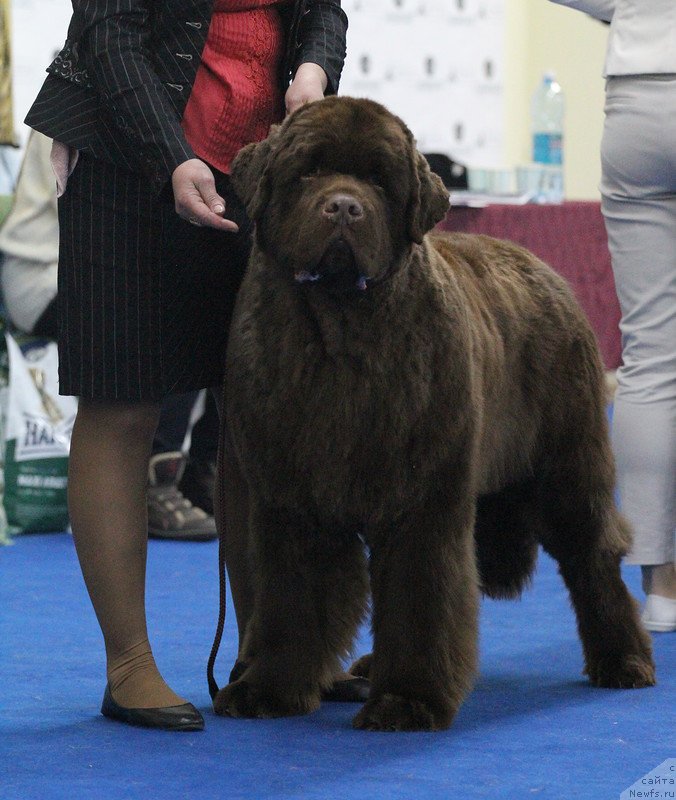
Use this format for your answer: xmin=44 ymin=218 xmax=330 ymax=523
xmin=550 ymin=0 xmax=675 ymax=632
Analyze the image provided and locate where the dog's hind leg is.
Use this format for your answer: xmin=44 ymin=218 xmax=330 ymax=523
xmin=353 ymin=491 xmax=480 ymax=732
xmin=214 ymin=505 xmax=369 ymax=719
xmin=536 ymin=397 xmax=655 ymax=689
xmin=474 ymin=480 xmax=540 ymax=599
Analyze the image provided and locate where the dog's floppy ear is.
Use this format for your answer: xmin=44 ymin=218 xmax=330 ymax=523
xmin=407 ymin=150 xmax=450 ymax=244
xmin=230 ymin=124 xmax=283 ymax=220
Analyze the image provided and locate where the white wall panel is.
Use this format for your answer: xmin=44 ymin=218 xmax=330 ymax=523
xmin=340 ymin=0 xmax=505 ymax=168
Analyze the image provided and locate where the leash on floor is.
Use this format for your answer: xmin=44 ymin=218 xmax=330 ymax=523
xmin=206 ymin=513 xmax=227 ymax=701
xmin=207 ymin=389 xmax=228 ymax=701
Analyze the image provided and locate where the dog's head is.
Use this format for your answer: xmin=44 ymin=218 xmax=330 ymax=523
xmin=230 ymin=96 xmax=449 ymax=293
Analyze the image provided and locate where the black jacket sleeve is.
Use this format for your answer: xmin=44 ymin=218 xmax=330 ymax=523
xmin=289 ymin=0 xmax=349 ymax=95
xmin=75 ymin=0 xmax=198 ymax=183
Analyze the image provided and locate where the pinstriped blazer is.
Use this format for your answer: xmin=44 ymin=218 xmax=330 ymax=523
xmin=25 ymin=0 xmax=348 ymax=195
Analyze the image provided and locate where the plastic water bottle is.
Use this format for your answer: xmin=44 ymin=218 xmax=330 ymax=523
xmin=531 ymin=72 xmax=564 ymax=202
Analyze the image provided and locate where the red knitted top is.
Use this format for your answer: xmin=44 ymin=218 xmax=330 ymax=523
xmin=182 ymin=0 xmax=287 ymax=174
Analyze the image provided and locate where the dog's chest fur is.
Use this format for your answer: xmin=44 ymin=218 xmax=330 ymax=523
xmin=225 ymin=247 xmax=476 ymax=526
xmin=225 ymin=235 xmax=589 ymax=529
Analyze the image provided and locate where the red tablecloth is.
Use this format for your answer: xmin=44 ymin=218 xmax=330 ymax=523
xmin=436 ymin=201 xmax=621 ymax=370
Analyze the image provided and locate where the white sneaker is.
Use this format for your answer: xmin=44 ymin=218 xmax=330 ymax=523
xmin=641 ymin=594 xmax=676 ymax=633
xmin=147 ymin=452 xmax=217 ymax=541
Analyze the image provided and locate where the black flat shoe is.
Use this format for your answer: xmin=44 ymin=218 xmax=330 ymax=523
xmin=101 ymin=684 xmax=204 ymax=731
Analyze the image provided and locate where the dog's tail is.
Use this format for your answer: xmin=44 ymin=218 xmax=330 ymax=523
xmin=474 ymin=481 xmax=540 ymax=600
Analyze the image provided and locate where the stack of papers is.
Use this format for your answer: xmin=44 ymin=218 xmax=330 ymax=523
xmin=448 ymin=190 xmax=537 ymax=208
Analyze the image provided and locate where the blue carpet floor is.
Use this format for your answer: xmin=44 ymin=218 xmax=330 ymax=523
xmin=1 ymin=532 xmax=673 ymax=800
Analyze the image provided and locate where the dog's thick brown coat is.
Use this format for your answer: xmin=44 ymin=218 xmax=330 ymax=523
xmin=214 ymin=96 xmax=655 ymax=731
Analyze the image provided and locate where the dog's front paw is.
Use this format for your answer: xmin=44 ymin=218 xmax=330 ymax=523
xmin=585 ymin=653 xmax=656 ymax=689
xmin=352 ymin=693 xmax=453 ymax=732
xmin=213 ymin=680 xmax=321 ymax=719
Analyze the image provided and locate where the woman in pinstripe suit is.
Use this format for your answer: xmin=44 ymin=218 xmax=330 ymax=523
xmin=25 ymin=0 xmax=348 ymax=731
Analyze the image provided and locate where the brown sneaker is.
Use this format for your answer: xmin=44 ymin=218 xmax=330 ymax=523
xmin=147 ymin=452 xmax=217 ymax=541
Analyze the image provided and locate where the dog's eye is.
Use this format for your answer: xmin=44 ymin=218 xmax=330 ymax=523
xmin=367 ymin=174 xmax=386 ymax=191
xmin=302 ymin=167 xmax=324 ymax=181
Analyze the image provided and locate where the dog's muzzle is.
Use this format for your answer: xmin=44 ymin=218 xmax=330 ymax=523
xmin=295 ymin=239 xmax=369 ymax=292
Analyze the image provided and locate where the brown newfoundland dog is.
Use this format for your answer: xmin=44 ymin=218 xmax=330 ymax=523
xmin=214 ymin=96 xmax=655 ymax=731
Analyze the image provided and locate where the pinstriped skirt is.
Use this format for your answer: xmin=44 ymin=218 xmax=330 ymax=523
xmin=56 ymin=153 xmax=252 ymax=400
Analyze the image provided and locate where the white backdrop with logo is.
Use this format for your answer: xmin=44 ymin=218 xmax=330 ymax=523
xmin=0 ymin=0 xmax=70 ymax=190
xmin=10 ymin=0 xmax=71 ymax=145
xmin=340 ymin=0 xmax=505 ymax=169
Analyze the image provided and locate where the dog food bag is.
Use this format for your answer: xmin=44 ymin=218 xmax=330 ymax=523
xmin=3 ymin=332 xmax=77 ymax=533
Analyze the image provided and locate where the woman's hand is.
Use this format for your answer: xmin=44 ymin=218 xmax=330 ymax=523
xmin=172 ymin=159 xmax=239 ymax=231
xmin=285 ymin=62 xmax=328 ymax=116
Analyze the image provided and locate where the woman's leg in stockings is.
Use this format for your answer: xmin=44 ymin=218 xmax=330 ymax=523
xmin=68 ymin=397 xmax=187 ymax=709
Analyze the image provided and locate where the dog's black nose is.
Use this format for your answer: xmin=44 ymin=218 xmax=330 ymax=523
xmin=323 ymin=194 xmax=364 ymax=225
